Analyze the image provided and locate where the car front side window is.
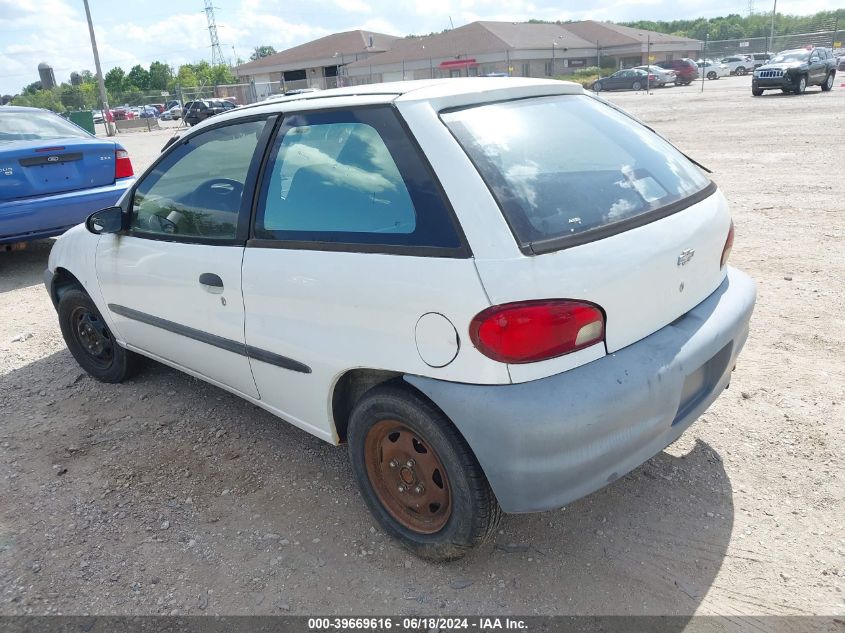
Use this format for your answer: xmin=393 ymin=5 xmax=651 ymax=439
xmin=130 ymin=119 xmax=266 ymax=242
xmin=253 ymin=106 xmax=464 ymax=253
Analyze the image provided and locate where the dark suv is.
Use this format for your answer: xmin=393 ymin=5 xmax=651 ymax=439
xmin=656 ymin=59 xmax=699 ymax=85
xmin=752 ymin=47 xmax=836 ymax=95
xmin=183 ymin=99 xmax=237 ymax=126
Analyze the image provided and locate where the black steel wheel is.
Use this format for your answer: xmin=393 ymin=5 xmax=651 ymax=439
xmin=58 ymin=289 xmax=140 ymax=383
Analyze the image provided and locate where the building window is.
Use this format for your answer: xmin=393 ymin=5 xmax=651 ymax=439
xmin=521 ymin=63 xmax=530 ymax=77
xmin=544 ymin=61 xmax=553 ymax=76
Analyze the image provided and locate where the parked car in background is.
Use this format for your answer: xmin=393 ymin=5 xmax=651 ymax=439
xmin=656 ymin=58 xmax=700 ymax=85
xmin=750 ymin=53 xmax=772 ymax=68
xmin=838 ymin=56 xmax=845 ymax=72
xmin=183 ymin=99 xmax=237 ymax=126
xmin=159 ymin=110 xmax=174 ymax=121
xmin=168 ymin=104 xmax=183 ymax=119
xmin=138 ymin=106 xmax=160 ymax=119
xmin=633 ymin=65 xmax=676 ymax=86
xmin=149 ymin=103 xmax=165 ymax=114
xmin=92 ymin=109 xmax=104 ymax=124
xmin=698 ymin=60 xmax=730 ymax=79
xmin=752 ymin=47 xmax=837 ymax=95
xmin=720 ymin=55 xmax=753 ymax=75
xmin=44 ymin=78 xmax=754 ymax=560
xmin=593 ymin=68 xmax=655 ymax=91
xmin=0 ymin=106 xmax=134 ymax=246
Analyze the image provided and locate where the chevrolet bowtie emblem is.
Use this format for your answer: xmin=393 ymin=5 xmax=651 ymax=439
xmin=677 ymin=249 xmax=695 ymax=266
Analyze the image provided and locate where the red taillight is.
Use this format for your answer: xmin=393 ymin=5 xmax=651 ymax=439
xmin=115 ymin=149 xmax=134 ymax=179
xmin=721 ymin=220 xmax=734 ymax=268
xmin=469 ymin=300 xmax=605 ymax=364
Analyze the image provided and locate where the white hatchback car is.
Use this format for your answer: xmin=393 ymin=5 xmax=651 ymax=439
xmin=45 ymin=78 xmax=756 ymax=560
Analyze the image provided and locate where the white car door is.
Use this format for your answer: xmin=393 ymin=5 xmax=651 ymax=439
xmin=240 ymin=106 xmax=498 ymax=440
xmin=97 ymin=117 xmax=274 ymax=398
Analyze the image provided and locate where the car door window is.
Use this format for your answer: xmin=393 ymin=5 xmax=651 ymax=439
xmin=254 ymin=107 xmax=464 ymax=253
xmin=131 ymin=119 xmax=266 ymax=241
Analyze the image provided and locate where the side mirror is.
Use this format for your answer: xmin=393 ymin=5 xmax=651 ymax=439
xmin=85 ymin=206 xmax=124 ymax=235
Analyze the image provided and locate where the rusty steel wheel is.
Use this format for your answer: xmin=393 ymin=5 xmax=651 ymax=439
xmin=348 ymin=384 xmax=501 ymax=561
xmin=364 ymin=419 xmax=452 ymax=534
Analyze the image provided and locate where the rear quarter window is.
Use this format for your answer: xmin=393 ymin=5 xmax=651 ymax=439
xmin=441 ymin=95 xmax=711 ymax=253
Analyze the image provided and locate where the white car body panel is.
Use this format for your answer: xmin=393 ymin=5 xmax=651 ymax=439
xmin=474 ymin=190 xmax=731 ymax=361
xmin=241 ymin=251 xmax=506 ymax=438
xmin=96 ymin=236 xmax=259 ymax=398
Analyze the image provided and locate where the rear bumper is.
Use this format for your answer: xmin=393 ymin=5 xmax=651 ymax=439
xmin=0 ymin=178 xmax=133 ymax=245
xmin=405 ymin=267 xmax=756 ymax=513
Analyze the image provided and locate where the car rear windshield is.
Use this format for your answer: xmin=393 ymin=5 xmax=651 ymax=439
xmin=441 ymin=95 xmax=711 ymax=252
xmin=0 ymin=110 xmax=90 ymax=143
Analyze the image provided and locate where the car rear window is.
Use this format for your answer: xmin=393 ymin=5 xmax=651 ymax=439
xmin=441 ymin=95 xmax=711 ymax=252
xmin=0 ymin=110 xmax=90 ymax=143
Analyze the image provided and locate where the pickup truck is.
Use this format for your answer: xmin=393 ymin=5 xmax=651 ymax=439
xmin=752 ymin=47 xmax=837 ymax=95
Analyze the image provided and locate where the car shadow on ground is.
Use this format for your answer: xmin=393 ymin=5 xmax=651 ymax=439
xmin=0 ymin=335 xmax=733 ymax=620
xmin=0 ymin=239 xmax=54 ymax=293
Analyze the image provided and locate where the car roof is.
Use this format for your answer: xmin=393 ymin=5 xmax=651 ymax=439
xmin=0 ymin=105 xmax=50 ymax=113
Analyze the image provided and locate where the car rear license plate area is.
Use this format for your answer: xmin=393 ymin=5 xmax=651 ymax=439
xmin=672 ymin=342 xmax=733 ymax=425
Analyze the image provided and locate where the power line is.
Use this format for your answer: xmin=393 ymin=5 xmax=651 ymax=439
xmin=204 ymin=0 xmax=225 ymax=66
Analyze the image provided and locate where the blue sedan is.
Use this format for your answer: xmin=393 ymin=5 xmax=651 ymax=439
xmin=0 ymin=106 xmax=135 ymax=246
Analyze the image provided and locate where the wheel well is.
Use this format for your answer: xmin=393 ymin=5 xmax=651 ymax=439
xmin=50 ymin=268 xmax=84 ymax=306
xmin=331 ymin=369 xmax=402 ymax=443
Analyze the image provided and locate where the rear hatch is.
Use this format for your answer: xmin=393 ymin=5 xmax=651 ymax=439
xmin=442 ymin=93 xmax=731 ymax=356
xmin=0 ymin=137 xmax=117 ymax=202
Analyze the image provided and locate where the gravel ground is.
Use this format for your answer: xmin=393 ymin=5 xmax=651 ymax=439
xmin=0 ymin=75 xmax=842 ymax=618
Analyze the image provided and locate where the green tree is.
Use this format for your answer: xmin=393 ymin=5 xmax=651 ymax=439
xmin=148 ymin=61 xmax=172 ymax=91
xmin=104 ymin=67 xmax=125 ymax=95
xmin=249 ymin=45 xmax=277 ymax=61
xmin=125 ymin=64 xmax=150 ymax=91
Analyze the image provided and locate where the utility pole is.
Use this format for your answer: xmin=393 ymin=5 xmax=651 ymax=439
xmin=701 ymin=33 xmax=708 ymax=93
xmin=82 ymin=0 xmax=114 ymax=136
xmin=769 ymin=0 xmax=777 ymax=54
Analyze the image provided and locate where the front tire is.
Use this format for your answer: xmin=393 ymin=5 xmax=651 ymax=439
xmin=707 ymin=71 xmax=717 ymax=80
xmin=794 ymin=75 xmax=807 ymax=94
xmin=348 ymin=384 xmax=501 ymax=561
xmin=821 ymin=72 xmax=834 ymax=91
xmin=736 ymin=66 xmax=746 ymax=76
xmin=632 ymin=80 xmax=642 ymax=91
xmin=593 ymin=81 xmax=602 ymax=91
xmin=752 ymin=87 xmax=764 ymax=96
xmin=58 ymin=289 xmax=139 ymax=383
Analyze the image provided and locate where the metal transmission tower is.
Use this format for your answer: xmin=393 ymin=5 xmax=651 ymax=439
xmin=204 ymin=0 xmax=225 ymax=66
xmin=747 ymin=0 xmax=755 ymax=15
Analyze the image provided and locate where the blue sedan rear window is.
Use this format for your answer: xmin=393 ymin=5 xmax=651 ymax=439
xmin=0 ymin=111 xmax=90 ymax=143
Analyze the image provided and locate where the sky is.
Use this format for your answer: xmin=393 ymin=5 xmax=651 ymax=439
xmin=0 ymin=0 xmax=836 ymax=95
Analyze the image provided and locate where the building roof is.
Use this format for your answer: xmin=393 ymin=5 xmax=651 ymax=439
xmin=561 ymin=20 xmax=701 ymax=48
xmin=345 ymin=21 xmax=597 ymax=69
xmin=235 ymin=30 xmax=399 ymax=74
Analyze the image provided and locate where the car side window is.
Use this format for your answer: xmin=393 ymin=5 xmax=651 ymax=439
xmin=254 ymin=106 xmax=463 ymax=252
xmin=130 ymin=119 xmax=266 ymax=241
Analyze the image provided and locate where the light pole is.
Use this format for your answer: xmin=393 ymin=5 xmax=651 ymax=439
xmin=82 ymin=0 xmax=114 ymax=136
xmin=769 ymin=0 xmax=777 ymax=54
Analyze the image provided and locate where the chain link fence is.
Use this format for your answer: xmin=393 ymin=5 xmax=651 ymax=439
xmin=703 ymin=29 xmax=843 ymax=60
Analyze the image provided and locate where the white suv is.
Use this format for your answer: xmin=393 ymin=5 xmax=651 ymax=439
xmin=721 ymin=55 xmax=753 ymax=75
xmin=45 ymin=78 xmax=756 ymax=560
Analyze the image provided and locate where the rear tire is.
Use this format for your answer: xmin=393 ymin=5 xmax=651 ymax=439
xmin=707 ymin=71 xmax=717 ymax=80
xmin=821 ymin=72 xmax=834 ymax=91
xmin=348 ymin=384 xmax=501 ymax=561
xmin=58 ymin=289 xmax=140 ymax=383
xmin=593 ymin=81 xmax=602 ymax=91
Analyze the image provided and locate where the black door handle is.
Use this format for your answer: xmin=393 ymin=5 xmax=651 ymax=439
xmin=199 ymin=273 xmax=223 ymax=288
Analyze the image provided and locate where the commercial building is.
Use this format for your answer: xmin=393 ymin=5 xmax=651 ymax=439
xmin=235 ymin=20 xmax=702 ymax=93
